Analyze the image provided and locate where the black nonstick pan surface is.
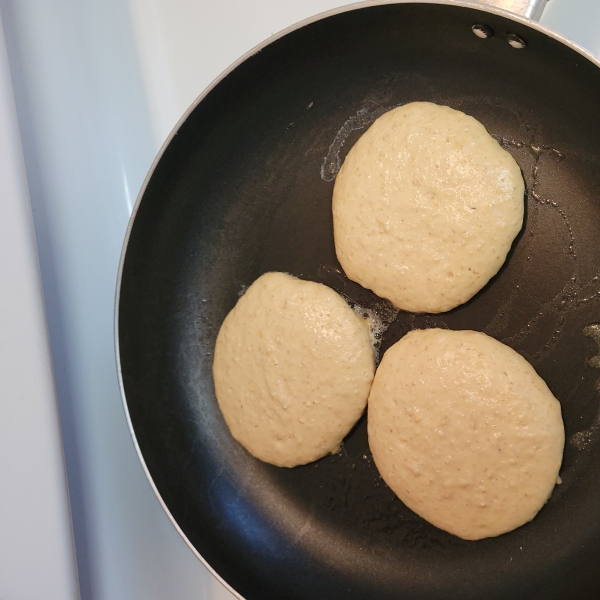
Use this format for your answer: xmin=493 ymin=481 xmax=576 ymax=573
xmin=117 ymin=2 xmax=600 ymax=598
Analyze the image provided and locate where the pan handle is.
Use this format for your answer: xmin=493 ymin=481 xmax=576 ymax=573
xmin=475 ymin=0 xmax=548 ymax=21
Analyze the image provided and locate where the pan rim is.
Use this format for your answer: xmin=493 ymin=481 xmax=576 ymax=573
xmin=114 ymin=2 xmax=600 ymax=598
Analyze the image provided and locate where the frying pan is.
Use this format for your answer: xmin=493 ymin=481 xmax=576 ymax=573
xmin=116 ymin=1 xmax=600 ymax=598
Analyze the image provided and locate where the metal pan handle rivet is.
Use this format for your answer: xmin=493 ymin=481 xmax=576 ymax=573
xmin=506 ymin=33 xmax=527 ymax=48
xmin=472 ymin=24 xmax=494 ymax=39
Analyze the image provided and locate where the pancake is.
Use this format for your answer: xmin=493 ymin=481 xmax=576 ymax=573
xmin=333 ymin=102 xmax=524 ymax=313
xmin=213 ymin=272 xmax=375 ymax=468
xmin=367 ymin=328 xmax=564 ymax=540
